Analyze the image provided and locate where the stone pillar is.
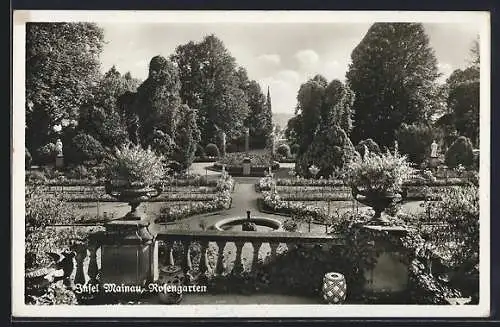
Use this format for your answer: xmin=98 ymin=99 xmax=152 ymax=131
xmin=220 ymin=131 xmax=226 ymax=156
xmin=100 ymin=220 xmax=158 ymax=285
xmin=360 ymin=225 xmax=410 ymax=295
xmin=55 ymin=155 xmax=64 ymax=169
xmin=244 ymin=128 xmax=250 ymax=153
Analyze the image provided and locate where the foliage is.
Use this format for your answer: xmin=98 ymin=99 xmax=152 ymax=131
xmin=355 ymin=139 xmax=381 ymax=158
xmin=345 ymin=146 xmax=416 ymax=193
xmin=104 ymin=143 xmax=165 ymax=186
xmin=291 ymin=76 xmax=355 ymax=156
xmin=290 ymin=144 xmax=300 ymax=155
xmin=417 ymin=185 xmax=479 ymax=271
xmin=171 ymin=35 xmax=249 ymax=143
xmin=195 ymin=143 xmax=205 ymax=157
xmin=150 ymin=129 xmax=176 ymax=158
xmin=25 ymin=147 xmax=33 ymax=168
xmin=205 ymin=143 xmax=220 ymax=157
xmin=446 ymin=67 xmax=480 ymax=147
xmin=240 ymin=76 xmax=273 ymax=149
xmin=218 ymin=152 xmax=278 ymax=168
xmin=133 ymin=55 xmax=181 ymax=146
xmin=295 ymin=125 xmax=356 ymax=178
xmin=396 ymin=123 xmax=440 ymax=165
xmin=66 ymin=132 xmax=106 ymax=164
xmin=346 ymin=23 xmax=441 ymax=148
xmin=35 ymin=143 xmax=56 ymax=164
xmin=26 ymin=23 xmax=105 ymax=153
xmin=276 ymin=144 xmax=291 ymax=158
xmin=172 ymin=105 xmax=201 ymax=170
xmin=445 ymin=136 xmax=474 ymax=168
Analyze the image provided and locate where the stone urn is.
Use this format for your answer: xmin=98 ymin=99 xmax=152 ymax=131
xmin=105 ymin=180 xmax=162 ymax=220
xmin=352 ymin=186 xmax=407 ymax=225
xmin=322 ymin=272 xmax=347 ymax=304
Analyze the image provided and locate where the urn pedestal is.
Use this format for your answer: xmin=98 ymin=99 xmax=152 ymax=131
xmin=100 ymin=220 xmax=158 ymax=286
xmin=351 ymin=186 xmax=407 ymax=226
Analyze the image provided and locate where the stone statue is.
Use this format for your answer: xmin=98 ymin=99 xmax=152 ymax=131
xmin=430 ymin=140 xmax=438 ymax=158
xmin=55 ymin=139 xmax=63 ymax=157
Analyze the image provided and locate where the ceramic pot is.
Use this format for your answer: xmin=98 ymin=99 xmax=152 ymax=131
xmin=322 ymin=272 xmax=347 ymax=304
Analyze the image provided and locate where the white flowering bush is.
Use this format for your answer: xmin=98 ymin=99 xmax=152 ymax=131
xmin=104 ymin=143 xmax=166 ymax=187
xmin=345 ymin=146 xmax=416 ymax=194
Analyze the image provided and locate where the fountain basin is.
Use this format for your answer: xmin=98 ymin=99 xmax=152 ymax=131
xmin=214 ymin=217 xmax=282 ymax=232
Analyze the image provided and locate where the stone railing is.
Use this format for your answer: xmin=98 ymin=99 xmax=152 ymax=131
xmin=155 ymin=230 xmax=344 ymax=277
xmin=72 ymin=241 xmax=102 ymax=287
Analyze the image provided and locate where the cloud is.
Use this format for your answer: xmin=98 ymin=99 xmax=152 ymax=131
xmin=257 ymin=53 xmax=281 ymax=65
xmin=294 ymin=49 xmax=320 ymax=67
xmin=437 ymin=62 xmax=454 ymax=83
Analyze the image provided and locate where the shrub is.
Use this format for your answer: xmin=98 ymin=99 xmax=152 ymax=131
xmin=345 ymin=146 xmax=416 ymax=193
xmin=445 ymin=136 xmax=474 ymax=168
xmin=25 ymin=147 xmax=32 ymax=168
xmin=355 ymin=139 xmax=381 ymax=158
xmin=195 ymin=143 xmax=205 ymax=157
xmin=35 ymin=143 xmax=56 ymax=164
xmin=205 ymin=143 xmax=220 ymax=157
xmin=290 ymin=144 xmax=300 ymax=155
xmin=277 ymin=144 xmax=291 ymax=158
xmin=296 ymin=125 xmax=356 ymax=178
xmin=283 ymin=218 xmax=298 ymax=232
xmin=226 ymin=143 xmax=238 ymax=153
xmin=67 ymin=165 xmax=90 ymax=180
xmin=396 ymin=123 xmax=439 ymax=165
xmin=104 ymin=143 xmax=166 ymax=186
xmin=67 ymin=133 xmax=106 ymax=164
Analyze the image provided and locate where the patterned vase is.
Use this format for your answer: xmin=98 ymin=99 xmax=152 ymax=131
xmin=322 ymin=272 xmax=347 ymax=304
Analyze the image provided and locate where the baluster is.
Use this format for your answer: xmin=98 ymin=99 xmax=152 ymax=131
xmin=215 ymin=241 xmax=226 ymax=275
xmin=74 ymin=245 xmax=87 ymax=286
xmin=199 ymin=241 xmax=210 ymax=276
xmin=182 ymin=241 xmax=192 ymax=276
xmin=163 ymin=241 xmax=175 ymax=266
xmin=232 ymin=241 xmax=245 ymax=275
xmin=87 ymin=245 xmax=99 ymax=284
xmin=269 ymin=242 xmax=279 ymax=261
xmin=251 ymin=241 xmax=263 ymax=271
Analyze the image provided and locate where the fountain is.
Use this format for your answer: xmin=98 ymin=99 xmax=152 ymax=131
xmin=214 ymin=210 xmax=282 ymax=232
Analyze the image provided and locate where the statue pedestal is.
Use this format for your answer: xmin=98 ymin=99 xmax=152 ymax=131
xmin=55 ymin=155 xmax=64 ymax=169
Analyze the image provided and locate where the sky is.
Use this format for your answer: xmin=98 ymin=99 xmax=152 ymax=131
xmin=98 ymin=22 xmax=480 ymax=114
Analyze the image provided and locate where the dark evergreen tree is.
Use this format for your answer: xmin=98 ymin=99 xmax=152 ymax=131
xmin=346 ymin=23 xmax=441 ymax=148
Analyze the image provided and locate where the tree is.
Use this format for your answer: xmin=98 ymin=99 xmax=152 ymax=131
xmin=290 ymin=75 xmax=354 ymax=156
xmin=396 ymin=123 xmax=439 ymax=165
xmin=172 ymin=105 xmax=201 ymax=170
xmin=295 ymin=124 xmax=355 ymax=178
xmin=171 ymin=35 xmax=249 ymax=144
xmin=445 ymin=136 xmax=474 ymax=168
xmin=445 ymin=66 xmax=480 ymax=147
xmin=134 ymin=55 xmax=181 ymax=146
xmin=243 ymin=81 xmax=273 ymax=149
xmin=79 ymin=66 xmax=140 ymax=148
xmin=26 ymin=23 xmax=104 ymax=153
xmin=346 ymin=23 xmax=441 ymax=148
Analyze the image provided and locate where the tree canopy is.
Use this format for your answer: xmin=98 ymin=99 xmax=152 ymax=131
xmin=346 ymin=23 xmax=441 ymax=148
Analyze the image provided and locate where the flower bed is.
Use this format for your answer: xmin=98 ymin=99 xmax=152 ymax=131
xmin=261 ymin=190 xmax=330 ymax=224
xmin=158 ymin=174 xmax=234 ymax=223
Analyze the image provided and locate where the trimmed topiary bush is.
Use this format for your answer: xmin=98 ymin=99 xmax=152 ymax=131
xmin=205 ymin=143 xmax=220 ymax=157
xmin=67 ymin=133 xmax=106 ymax=164
xmin=445 ymin=136 xmax=474 ymax=168
xmin=195 ymin=143 xmax=205 ymax=157
xmin=277 ymin=144 xmax=291 ymax=158
xmin=355 ymin=138 xmax=381 ymax=158
xmin=35 ymin=143 xmax=56 ymax=165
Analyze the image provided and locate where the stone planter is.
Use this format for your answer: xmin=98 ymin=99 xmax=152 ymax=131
xmin=352 ymin=186 xmax=407 ymax=225
xmin=105 ymin=180 xmax=162 ymax=220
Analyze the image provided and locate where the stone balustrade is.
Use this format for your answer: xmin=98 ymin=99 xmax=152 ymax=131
xmin=155 ymin=230 xmax=344 ymax=278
